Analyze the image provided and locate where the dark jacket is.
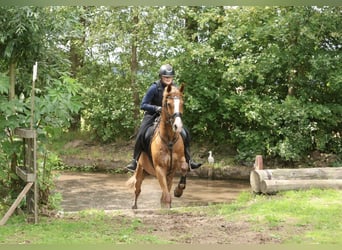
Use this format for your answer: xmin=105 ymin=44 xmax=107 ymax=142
xmin=140 ymin=80 xmax=175 ymax=115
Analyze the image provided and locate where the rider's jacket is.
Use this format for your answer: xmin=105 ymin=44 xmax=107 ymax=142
xmin=140 ymin=80 xmax=175 ymax=115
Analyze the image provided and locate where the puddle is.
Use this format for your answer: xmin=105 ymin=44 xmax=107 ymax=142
xmin=54 ymin=171 xmax=250 ymax=212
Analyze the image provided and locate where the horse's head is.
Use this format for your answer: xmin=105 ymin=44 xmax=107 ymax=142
xmin=162 ymin=84 xmax=184 ymax=133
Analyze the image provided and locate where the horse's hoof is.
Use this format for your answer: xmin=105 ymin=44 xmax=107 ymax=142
xmin=132 ymin=205 xmax=137 ymax=209
xmin=174 ymin=188 xmax=183 ymax=198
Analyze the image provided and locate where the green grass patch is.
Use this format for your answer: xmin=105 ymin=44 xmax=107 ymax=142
xmin=0 ymin=210 xmax=169 ymax=244
xmin=208 ymin=189 xmax=342 ymax=244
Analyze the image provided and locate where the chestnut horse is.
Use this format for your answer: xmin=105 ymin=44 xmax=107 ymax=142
xmin=126 ymin=84 xmax=189 ymax=209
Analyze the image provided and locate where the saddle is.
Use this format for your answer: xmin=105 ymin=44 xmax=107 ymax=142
xmin=141 ymin=116 xmax=161 ymax=164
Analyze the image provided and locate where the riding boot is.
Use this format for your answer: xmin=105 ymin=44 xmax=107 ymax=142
xmin=185 ymin=145 xmax=202 ymax=170
xmin=181 ymin=129 xmax=202 ymax=171
xmin=126 ymin=141 xmax=141 ymax=172
xmin=126 ymin=159 xmax=137 ymax=172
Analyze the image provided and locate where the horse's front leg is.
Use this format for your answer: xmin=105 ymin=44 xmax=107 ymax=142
xmin=174 ymin=175 xmax=186 ymax=198
xmin=174 ymin=161 xmax=188 ymax=198
xmin=155 ymin=166 xmax=171 ymax=209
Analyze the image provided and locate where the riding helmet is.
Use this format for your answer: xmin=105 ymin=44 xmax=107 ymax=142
xmin=159 ymin=64 xmax=175 ymax=77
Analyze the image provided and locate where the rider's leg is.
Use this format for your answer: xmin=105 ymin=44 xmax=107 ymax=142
xmin=180 ymin=128 xmax=202 ymax=170
xmin=126 ymin=141 xmax=141 ymax=172
xmin=126 ymin=114 xmax=154 ymax=172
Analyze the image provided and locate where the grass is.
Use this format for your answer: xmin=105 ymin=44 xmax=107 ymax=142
xmin=1 ymin=189 xmax=341 ymax=244
xmin=0 ymin=210 xmax=168 ymax=244
xmin=205 ymin=189 xmax=342 ymax=244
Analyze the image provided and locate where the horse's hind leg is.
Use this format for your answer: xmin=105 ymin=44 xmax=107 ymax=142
xmin=132 ymin=165 xmax=145 ymax=209
xmin=174 ymin=175 xmax=186 ymax=198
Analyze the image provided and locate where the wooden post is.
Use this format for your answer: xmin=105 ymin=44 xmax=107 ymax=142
xmin=0 ymin=63 xmax=39 ymax=225
xmin=254 ymin=155 xmax=263 ymax=170
xmin=250 ymin=155 xmax=264 ymax=193
xmin=0 ymin=183 xmax=33 ymax=226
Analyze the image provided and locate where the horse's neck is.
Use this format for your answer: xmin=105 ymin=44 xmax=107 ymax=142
xmin=159 ymin=115 xmax=177 ymax=141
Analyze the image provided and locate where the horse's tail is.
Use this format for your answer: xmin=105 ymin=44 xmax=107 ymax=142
xmin=126 ymin=174 xmax=136 ymax=189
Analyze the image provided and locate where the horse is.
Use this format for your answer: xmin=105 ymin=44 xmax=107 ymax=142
xmin=126 ymin=84 xmax=189 ymax=209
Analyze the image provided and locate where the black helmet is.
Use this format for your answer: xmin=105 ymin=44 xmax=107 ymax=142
xmin=159 ymin=64 xmax=175 ymax=77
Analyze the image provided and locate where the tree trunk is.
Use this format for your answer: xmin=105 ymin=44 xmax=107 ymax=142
xmin=131 ymin=13 xmax=140 ymax=133
xmin=250 ymin=168 xmax=342 ymax=193
xmin=68 ymin=40 xmax=82 ymax=131
xmin=68 ymin=11 xmax=86 ymax=131
xmin=9 ymin=61 xmax=16 ymax=101
xmin=9 ymin=61 xmax=16 ymax=172
xmin=260 ymin=179 xmax=342 ymax=194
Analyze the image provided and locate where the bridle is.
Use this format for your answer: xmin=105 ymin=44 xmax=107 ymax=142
xmin=163 ymin=95 xmax=183 ymax=126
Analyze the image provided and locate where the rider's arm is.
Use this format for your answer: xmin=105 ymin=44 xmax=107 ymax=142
xmin=140 ymin=84 xmax=160 ymax=113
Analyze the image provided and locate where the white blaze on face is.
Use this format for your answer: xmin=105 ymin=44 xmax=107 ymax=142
xmin=172 ymin=97 xmax=183 ymax=133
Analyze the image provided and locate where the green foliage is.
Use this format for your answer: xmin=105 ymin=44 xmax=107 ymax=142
xmin=174 ymin=6 xmax=341 ymax=164
xmin=37 ymin=150 xmax=63 ymax=211
xmin=0 ymin=73 xmax=9 ymax=94
xmin=0 ymin=73 xmax=83 ymax=208
xmin=35 ymin=75 xmax=83 ymax=129
xmin=0 ymin=6 xmax=341 ymax=185
xmin=80 ymin=63 xmax=138 ymax=142
xmin=223 ymin=93 xmax=341 ymax=162
xmin=0 ymin=7 xmax=45 ymax=63
xmin=15 ymin=6 xmax=336 ymax=165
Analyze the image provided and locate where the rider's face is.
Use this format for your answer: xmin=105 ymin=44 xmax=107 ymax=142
xmin=161 ymin=76 xmax=174 ymax=85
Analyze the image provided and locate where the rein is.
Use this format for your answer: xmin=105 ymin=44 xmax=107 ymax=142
xmin=159 ymin=95 xmax=183 ymax=175
xmin=158 ymin=130 xmax=180 ymax=176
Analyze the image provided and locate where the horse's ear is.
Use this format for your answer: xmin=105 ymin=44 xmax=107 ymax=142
xmin=179 ymin=83 xmax=185 ymax=93
xmin=167 ymin=84 xmax=172 ymax=93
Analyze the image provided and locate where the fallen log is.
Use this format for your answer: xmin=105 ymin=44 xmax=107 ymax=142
xmin=250 ymin=167 xmax=342 ymax=193
xmin=260 ymin=179 xmax=342 ymax=194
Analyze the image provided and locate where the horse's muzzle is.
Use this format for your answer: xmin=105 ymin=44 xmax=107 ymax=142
xmin=172 ymin=114 xmax=183 ymax=133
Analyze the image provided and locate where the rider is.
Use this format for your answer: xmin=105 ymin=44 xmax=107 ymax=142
xmin=126 ymin=64 xmax=202 ymax=172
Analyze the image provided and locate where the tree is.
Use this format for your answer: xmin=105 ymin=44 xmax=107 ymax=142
xmin=0 ymin=7 xmax=46 ymax=100
xmin=80 ymin=6 xmax=185 ymax=141
xmin=213 ymin=6 xmax=341 ymax=162
xmin=0 ymin=6 xmax=83 ymax=210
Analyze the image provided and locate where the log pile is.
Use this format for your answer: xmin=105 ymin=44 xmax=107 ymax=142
xmin=250 ymin=156 xmax=342 ymax=194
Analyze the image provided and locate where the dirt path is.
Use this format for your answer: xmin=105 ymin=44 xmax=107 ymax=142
xmin=122 ymin=209 xmax=283 ymax=244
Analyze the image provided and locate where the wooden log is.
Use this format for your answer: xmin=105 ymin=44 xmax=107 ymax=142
xmin=260 ymin=179 xmax=342 ymax=194
xmin=250 ymin=168 xmax=342 ymax=193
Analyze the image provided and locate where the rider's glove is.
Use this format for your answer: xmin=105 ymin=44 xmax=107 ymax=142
xmin=155 ymin=106 xmax=162 ymax=113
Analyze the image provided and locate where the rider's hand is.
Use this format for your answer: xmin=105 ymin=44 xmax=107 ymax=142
xmin=155 ymin=106 xmax=162 ymax=113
